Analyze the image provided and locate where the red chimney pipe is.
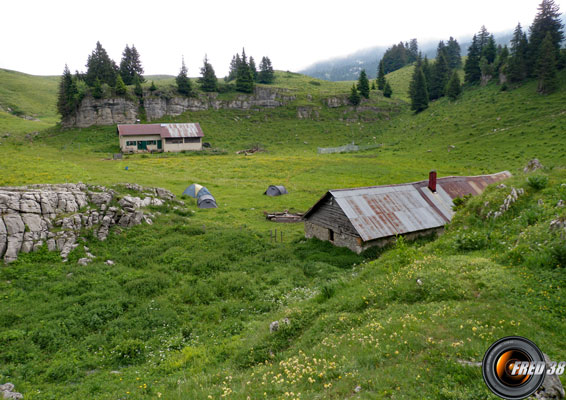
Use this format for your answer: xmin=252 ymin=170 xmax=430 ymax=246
xmin=428 ymin=170 xmax=437 ymax=192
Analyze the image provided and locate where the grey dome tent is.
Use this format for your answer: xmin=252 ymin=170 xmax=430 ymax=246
xmin=264 ymin=185 xmax=288 ymax=196
xmin=197 ymin=194 xmax=217 ymax=209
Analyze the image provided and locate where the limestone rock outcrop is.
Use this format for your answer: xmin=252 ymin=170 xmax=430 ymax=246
xmin=63 ymin=87 xmax=297 ymax=128
xmin=62 ymin=97 xmax=138 ymax=128
xmin=0 ymin=183 xmax=177 ymax=263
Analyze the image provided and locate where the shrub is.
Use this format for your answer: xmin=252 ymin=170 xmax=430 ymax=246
xmin=454 ymin=231 xmax=488 ymax=251
xmin=549 ymin=239 xmax=566 ymax=268
xmin=527 ymin=175 xmax=548 ymax=190
xmin=111 ymin=339 xmax=145 ymax=365
xmin=452 ymin=194 xmax=472 ymax=211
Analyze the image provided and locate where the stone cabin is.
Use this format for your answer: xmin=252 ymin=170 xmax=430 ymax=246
xmin=117 ymin=123 xmax=204 ymax=153
xmin=303 ymin=171 xmax=511 ymax=254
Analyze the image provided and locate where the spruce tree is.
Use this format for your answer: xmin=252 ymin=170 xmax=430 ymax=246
xmin=176 ymin=57 xmax=193 ymax=96
xmin=508 ymin=23 xmax=529 ymax=82
xmin=446 ymin=71 xmax=462 ymax=100
xmin=377 ymin=59 xmax=386 ymax=90
xmin=199 ymin=55 xmax=218 ymax=92
xmin=227 ymin=54 xmax=240 ymax=81
xmin=371 ymin=81 xmax=376 ymax=90
xmin=115 ymin=74 xmax=127 ymax=95
xmin=57 ymin=64 xmax=79 ymax=117
xmin=477 ymin=25 xmax=491 ymax=51
xmin=119 ymin=44 xmax=144 ymax=85
xmin=429 ymin=51 xmax=450 ymax=100
xmin=249 ymin=56 xmax=258 ymax=82
xmin=357 ymin=69 xmax=370 ymax=99
xmin=85 ymin=41 xmax=118 ymax=87
xmin=258 ymin=56 xmax=275 ymax=84
xmin=482 ymin=35 xmax=497 ymax=64
xmin=536 ymin=32 xmax=559 ymax=94
xmin=446 ymin=37 xmax=462 ymax=69
xmin=464 ymin=35 xmax=481 ymax=84
xmin=236 ymin=48 xmax=254 ymax=93
xmin=407 ymin=39 xmax=419 ymax=63
xmin=495 ymin=45 xmax=510 ymax=76
xmin=383 ymin=81 xmax=392 ymax=98
xmin=348 ymin=84 xmax=361 ymax=105
xmin=409 ymin=65 xmax=428 ymax=113
xmin=528 ymin=0 xmax=564 ymax=74
xmin=422 ymin=55 xmax=432 ymax=88
xmin=149 ymin=81 xmax=157 ymax=92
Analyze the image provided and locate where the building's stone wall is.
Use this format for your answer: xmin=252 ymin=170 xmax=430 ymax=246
xmin=305 ymin=221 xmax=443 ymax=254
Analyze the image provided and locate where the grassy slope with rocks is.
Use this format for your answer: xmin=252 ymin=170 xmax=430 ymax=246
xmin=0 ymin=68 xmax=565 ymax=399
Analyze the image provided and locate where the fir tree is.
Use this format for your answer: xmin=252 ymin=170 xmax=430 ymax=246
xmin=422 ymin=55 xmax=432 ymax=88
xmin=446 ymin=37 xmax=462 ymax=69
xmin=357 ymin=69 xmax=370 ymax=99
xmin=348 ymin=84 xmax=361 ymax=106
xmin=445 ymin=70 xmax=462 ymax=100
xmin=477 ymin=25 xmax=491 ymax=51
xmin=508 ymin=23 xmax=529 ymax=82
xmin=482 ymin=35 xmax=497 ymax=64
xmin=536 ymin=32 xmax=559 ymax=94
xmin=258 ymin=56 xmax=275 ymax=84
xmin=249 ymin=56 xmax=258 ymax=82
xmin=176 ymin=57 xmax=193 ymax=96
xmin=371 ymin=81 xmax=376 ymax=90
xmin=376 ymin=59 xmax=386 ymax=90
xmin=528 ymin=0 xmax=564 ymax=74
xmin=199 ymin=55 xmax=218 ymax=92
xmin=114 ymin=74 xmax=127 ymax=95
xmin=92 ymin=78 xmax=103 ymax=99
xmin=236 ymin=48 xmax=254 ymax=93
xmin=407 ymin=39 xmax=419 ymax=63
xmin=56 ymin=64 xmax=79 ymax=117
xmin=85 ymin=41 xmax=117 ymax=87
xmin=464 ymin=35 xmax=481 ymax=84
xmin=382 ymin=42 xmax=409 ymax=73
xmin=119 ymin=44 xmax=144 ymax=85
xmin=409 ymin=65 xmax=428 ymax=113
xmin=149 ymin=81 xmax=157 ymax=92
xmin=429 ymin=51 xmax=450 ymax=100
xmin=226 ymin=54 xmax=240 ymax=81
xmin=495 ymin=45 xmax=510 ymax=76
xmin=383 ymin=81 xmax=393 ymax=98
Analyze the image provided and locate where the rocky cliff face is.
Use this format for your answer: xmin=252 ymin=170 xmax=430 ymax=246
xmin=63 ymin=87 xmax=297 ymax=128
xmin=0 ymin=183 xmax=178 ymax=263
xmin=62 ymin=97 xmax=138 ymax=128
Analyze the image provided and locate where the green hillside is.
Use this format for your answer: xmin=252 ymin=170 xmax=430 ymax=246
xmin=0 ymin=68 xmax=565 ymax=399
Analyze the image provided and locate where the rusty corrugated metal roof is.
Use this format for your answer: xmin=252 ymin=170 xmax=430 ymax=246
xmin=117 ymin=123 xmax=204 ymax=138
xmin=304 ymin=171 xmax=510 ymax=243
xmin=160 ymin=123 xmax=204 ymax=138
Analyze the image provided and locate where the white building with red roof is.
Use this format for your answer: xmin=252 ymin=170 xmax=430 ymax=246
xmin=117 ymin=123 xmax=204 ymax=153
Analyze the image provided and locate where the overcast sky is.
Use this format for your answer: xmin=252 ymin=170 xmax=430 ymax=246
xmin=1 ymin=0 xmax=564 ymax=77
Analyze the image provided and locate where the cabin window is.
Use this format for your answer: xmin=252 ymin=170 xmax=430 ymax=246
xmin=126 ymin=141 xmax=136 ymax=146
xmin=329 ymin=229 xmax=335 ymax=241
xmin=165 ymin=138 xmax=183 ymax=144
xmin=184 ymin=137 xmax=200 ymax=143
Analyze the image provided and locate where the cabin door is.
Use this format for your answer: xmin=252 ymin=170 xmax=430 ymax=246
xmin=137 ymin=141 xmax=148 ymax=151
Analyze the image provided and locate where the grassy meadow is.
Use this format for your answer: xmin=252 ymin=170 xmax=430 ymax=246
xmin=0 ymin=67 xmax=565 ymax=399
